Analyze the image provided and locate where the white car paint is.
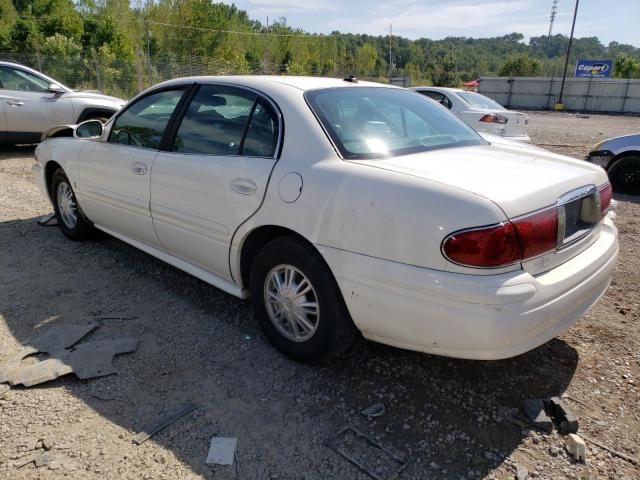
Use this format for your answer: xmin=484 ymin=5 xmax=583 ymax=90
xmin=33 ymin=76 xmax=617 ymax=360
xmin=413 ymin=86 xmax=530 ymax=142
xmin=0 ymin=61 xmax=125 ymax=144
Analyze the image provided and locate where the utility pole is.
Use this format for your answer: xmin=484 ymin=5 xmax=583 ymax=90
xmin=557 ymin=0 xmax=579 ymax=108
xmin=547 ymin=0 xmax=558 ymax=44
xmin=388 ymin=23 xmax=392 ymax=79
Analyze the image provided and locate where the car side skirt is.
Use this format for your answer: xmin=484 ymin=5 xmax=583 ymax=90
xmin=94 ymin=224 xmax=249 ymax=299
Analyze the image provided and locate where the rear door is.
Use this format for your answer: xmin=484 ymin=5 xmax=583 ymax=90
xmin=77 ymin=86 xmax=189 ymax=247
xmin=150 ymin=84 xmax=281 ymax=280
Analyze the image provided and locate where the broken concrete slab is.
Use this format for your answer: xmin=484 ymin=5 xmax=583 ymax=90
xmin=14 ymin=451 xmax=51 ymax=469
xmin=205 ymin=437 xmax=237 ymax=466
xmin=523 ymin=399 xmax=553 ymax=433
xmin=0 ymin=323 xmax=138 ymax=387
xmin=565 ymin=433 xmax=586 ymax=462
xmin=547 ymin=397 xmax=578 ymax=435
xmin=132 ymin=403 xmax=196 ymax=445
xmin=37 ymin=213 xmax=58 ymax=226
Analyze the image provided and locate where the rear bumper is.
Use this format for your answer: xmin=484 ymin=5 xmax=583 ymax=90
xmin=319 ymin=218 xmax=618 ymax=360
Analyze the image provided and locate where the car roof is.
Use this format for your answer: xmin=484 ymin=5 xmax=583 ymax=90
xmin=413 ymin=86 xmax=465 ymax=93
xmin=155 ymin=75 xmax=394 ymax=92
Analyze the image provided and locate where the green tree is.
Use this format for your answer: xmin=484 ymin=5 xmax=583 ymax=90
xmin=355 ymin=43 xmax=378 ymax=76
xmin=427 ymin=51 xmax=459 ymax=87
xmin=499 ymin=54 xmax=542 ymax=77
xmin=0 ymin=0 xmax=17 ymax=50
xmin=613 ymin=54 xmax=640 ymax=79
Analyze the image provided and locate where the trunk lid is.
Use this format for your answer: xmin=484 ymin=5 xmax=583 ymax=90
xmin=460 ymin=109 xmax=529 ymax=138
xmin=352 ymin=143 xmax=608 ymax=218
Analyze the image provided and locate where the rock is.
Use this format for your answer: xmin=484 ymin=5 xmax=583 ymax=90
xmin=546 ymin=397 xmax=578 ymax=434
xmin=565 ymin=433 xmax=586 ymax=462
xmin=42 ymin=438 xmax=54 ymax=451
xmin=523 ymin=399 xmax=553 ymax=433
xmin=516 ymin=464 xmax=528 ymax=480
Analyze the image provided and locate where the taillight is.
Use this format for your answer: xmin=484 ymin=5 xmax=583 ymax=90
xmin=479 ymin=113 xmax=508 ymax=124
xmin=512 ymin=208 xmax=558 ymax=259
xmin=599 ymin=183 xmax=612 ymax=216
xmin=442 ymin=207 xmax=559 ymax=268
xmin=442 ymin=222 xmax=521 ymax=267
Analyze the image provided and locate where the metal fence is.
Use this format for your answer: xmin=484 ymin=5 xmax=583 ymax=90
xmin=1 ymin=52 xmax=389 ymax=100
xmin=479 ymin=77 xmax=640 ymax=114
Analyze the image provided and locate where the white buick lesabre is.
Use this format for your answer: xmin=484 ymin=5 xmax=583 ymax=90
xmin=33 ymin=76 xmax=618 ymax=363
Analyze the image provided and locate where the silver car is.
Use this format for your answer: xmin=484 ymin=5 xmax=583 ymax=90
xmin=0 ymin=61 xmax=126 ymax=144
xmin=586 ymin=134 xmax=640 ymax=195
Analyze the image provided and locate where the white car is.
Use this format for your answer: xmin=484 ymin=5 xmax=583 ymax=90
xmin=0 ymin=61 xmax=126 ymax=144
xmin=413 ymin=86 xmax=530 ymax=142
xmin=33 ymin=76 xmax=617 ymax=363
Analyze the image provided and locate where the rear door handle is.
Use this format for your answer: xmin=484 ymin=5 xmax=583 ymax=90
xmin=7 ymin=101 xmax=24 ymax=107
xmin=132 ymin=162 xmax=147 ymax=175
xmin=230 ymin=178 xmax=257 ymax=195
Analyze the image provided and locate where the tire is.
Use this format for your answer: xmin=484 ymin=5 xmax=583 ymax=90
xmin=608 ymin=155 xmax=640 ymax=195
xmin=50 ymin=168 xmax=95 ymax=241
xmin=250 ymin=237 xmax=358 ymax=364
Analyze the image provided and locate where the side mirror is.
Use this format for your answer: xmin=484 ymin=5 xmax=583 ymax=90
xmin=48 ymin=83 xmax=66 ymax=94
xmin=74 ymin=119 xmax=103 ymax=139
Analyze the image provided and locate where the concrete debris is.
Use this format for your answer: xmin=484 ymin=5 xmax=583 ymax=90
xmin=205 ymin=437 xmax=238 ymax=466
xmin=0 ymin=383 xmax=9 ymax=397
xmin=37 ymin=212 xmax=58 ymax=226
xmin=515 ymin=463 xmax=528 ymax=480
xmin=0 ymin=323 xmax=138 ymax=387
xmin=360 ymin=402 xmax=386 ymax=418
xmin=522 ymin=399 xmax=553 ymax=433
xmin=132 ymin=403 xmax=196 ymax=445
xmin=565 ymin=433 xmax=586 ymax=462
xmin=330 ymin=426 xmax=406 ymax=480
xmin=547 ymin=397 xmax=578 ymax=434
xmin=15 ymin=450 xmax=52 ymax=469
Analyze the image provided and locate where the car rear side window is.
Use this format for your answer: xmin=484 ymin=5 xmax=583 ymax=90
xmin=109 ymin=89 xmax=185 ymax=149
xmin=171 ymin=85 xmax=279 ymax=158
xmin=172 ymin=85 xmax=256 ymax=156
xmin=306 ymin=87 xmax=484 ymax=160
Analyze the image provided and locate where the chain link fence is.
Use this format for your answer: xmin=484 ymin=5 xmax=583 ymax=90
xmin=1 ymin=52 xmax=389 ymax=100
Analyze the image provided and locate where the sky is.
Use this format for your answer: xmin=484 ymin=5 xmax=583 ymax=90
xmin=221 ymin=0 xmax=640 ymax=47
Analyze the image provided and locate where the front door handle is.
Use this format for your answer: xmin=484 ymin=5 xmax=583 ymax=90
xmin=230 ymin=178 xmax=257 ymax=195
xmin=7 ymin=101 xmax=24 ymax=107
xmin=132 ymin=162 xmax=147 ymax=175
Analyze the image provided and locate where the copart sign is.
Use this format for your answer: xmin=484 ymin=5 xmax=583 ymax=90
xmin=575 ymin=59 xmax=613 ymax=78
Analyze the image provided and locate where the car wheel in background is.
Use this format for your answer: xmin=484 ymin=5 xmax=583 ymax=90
xmin=250 ymin=237 xmax=357 ymax=363
xmin=608 ymin=155 xmax=640 ymax=195
xmin=51 ymin=169 xmax=95 ymax=241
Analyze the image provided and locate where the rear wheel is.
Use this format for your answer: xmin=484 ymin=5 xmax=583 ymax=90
xmin=250 ymin=237 xmax=357 ymax=363
xmin=608 ymin=155 xmax=640 ymax=195
xmin=50 ymin=169 xmax=95 ymax=241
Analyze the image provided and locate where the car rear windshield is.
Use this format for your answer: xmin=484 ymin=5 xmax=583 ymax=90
xmin=456 ymin=91 xmax=506 ymax=111
xmin=305 ymin=87 xmax=485 ymax=159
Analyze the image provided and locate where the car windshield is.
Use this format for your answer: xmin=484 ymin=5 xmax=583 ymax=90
xmin=305 ymin=87 xmax=485 ymax=159
xmin=456 ymin=91 xmax=506 ymax=111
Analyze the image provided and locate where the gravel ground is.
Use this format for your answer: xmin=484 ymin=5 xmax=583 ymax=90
xmin=1 ymin=111 xmax=639 ymax=480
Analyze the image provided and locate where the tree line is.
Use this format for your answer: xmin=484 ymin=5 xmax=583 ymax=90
xmin=1 ymin=0 xmax=639 ymax=97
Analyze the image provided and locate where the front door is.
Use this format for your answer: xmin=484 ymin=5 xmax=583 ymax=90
xmin=150 ymin=84 xmax=281 ymax=280
xmin=0 ymin=65 xmax=72 ymax=137
xmin=77 ymin=87 xmax=188 ymax=248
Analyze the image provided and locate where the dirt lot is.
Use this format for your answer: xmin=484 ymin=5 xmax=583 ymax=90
xmin=1 ymin=111 xmax=639 ymax=480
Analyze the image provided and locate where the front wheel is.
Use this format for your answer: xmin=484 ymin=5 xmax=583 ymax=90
xmin=250 ymin=237 xmax=357 ymax=363
xmin=50 ymin=169 xmax=95 ymax=241
xmin=608 ymin=155 xmax=640 ymax=195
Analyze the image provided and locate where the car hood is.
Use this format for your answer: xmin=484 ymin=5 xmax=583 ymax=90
xmin=351 ymin=143 xmax=608 ymax=218
xmin=64 ymin=91 xmax=126 ymax=104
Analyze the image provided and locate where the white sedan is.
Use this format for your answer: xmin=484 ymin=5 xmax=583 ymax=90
xmin=413 ymin=86 xmax=530 ymax=142
xmin=33 ymin=76 xmax=617 ymax=363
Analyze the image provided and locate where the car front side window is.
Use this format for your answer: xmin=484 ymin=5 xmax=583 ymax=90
xmin=108 ymin=89 xmax=185 ymax=150
xmin=0 ymin=66 xmax=50 ymax=92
